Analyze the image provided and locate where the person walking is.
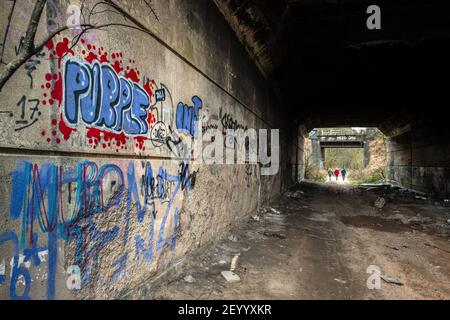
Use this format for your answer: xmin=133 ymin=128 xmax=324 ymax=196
xmin=334 ymin=168 xmax=340 ymax=181
xmin=327 ymin=168 xmax=333 ymax=181
xmin=341 ymin=167 xmax=347 ymax=181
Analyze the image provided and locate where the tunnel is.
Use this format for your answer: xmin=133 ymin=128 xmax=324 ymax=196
xmin=0 ymin=0 xmax=449 ymax=302
xmin=214 ymin=0 xmax=450 ymax=199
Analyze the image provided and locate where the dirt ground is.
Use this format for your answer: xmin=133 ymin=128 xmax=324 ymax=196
xmin=149 ymin=181 xmax=450 ymax=300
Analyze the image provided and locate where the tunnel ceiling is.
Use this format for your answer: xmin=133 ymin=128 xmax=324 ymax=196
xmin=214 ymin=0 xmax=450 ymax=135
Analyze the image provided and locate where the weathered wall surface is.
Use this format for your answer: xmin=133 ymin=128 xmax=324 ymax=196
xmin=0 ymin=0 xmax=296 ymax=299
xmin=387 ymin=125 xmax=450 ymax=198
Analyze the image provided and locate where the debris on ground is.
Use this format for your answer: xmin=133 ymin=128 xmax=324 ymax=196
xmin=415 ymin=195 xmax=427 ymax=200
xmin=221 ymin=270 xmax=241 ymax=283
xmin=230 ymin=254 xmax=240 ymax=271
xmin=381 ymin=274 xmax=404 ymax=286
xmin=388 ymin=214 xmax=410 ymax=225
xmin=374 ymin=197 xmax=386 ymax=209
xmin=334 ymin=278 xmax=347 ymax=284
xmin=259 ymin=231 xmax=286 ymax=239
xmin=284 ymin=190 xmax=305 ymax=199
xmin=270 ymin=207 xmax=281 ymax=215
xmin=183 ymin=275 xmax=195 ymax=283
xmin=444 ymin=199 xmax=449 ymax=207
xmin=228 ymin=235 xmax=238 ymax=242
xmin=251 ymin=215 xmax=260 ymax=222
xmin=153 ymin=181 xmax=450 ymax=300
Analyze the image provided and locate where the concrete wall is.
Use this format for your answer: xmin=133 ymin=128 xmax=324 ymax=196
xmin=0 ymin=0 xmax=296 ymax=299
xmin=387 ymin=124 xmax=450 ymax=198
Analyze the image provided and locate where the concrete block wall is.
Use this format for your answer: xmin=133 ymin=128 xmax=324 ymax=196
xmin=387 ymin=124 xmax=450 ymax=198
xmin=0 ymin=0 xmax=296 ymax=299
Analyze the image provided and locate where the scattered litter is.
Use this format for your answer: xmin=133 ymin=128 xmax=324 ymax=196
xmin=444 ymin=199 xmax=449 ymax=207
xmin=228 ymin=235 xmax=238 ymax=242
xmin=447 ymin=219 xmax=450 ymax=224
xmin=381 ymin=274 xmax=404 ymax=286
xmin=252 ymin=215 xmax=261 ymax=222
xmin=374 ymin=197 xmax=386 ymax=209
xmin=260 ymin=231 xmax=286 ymax=239
xmin=270 ymin=208 xmax=281 ymax=215
xmin=284 ymin=190 xmax=305 ymax=199
xmin=242 ymin=247 xmax=251 ymax=252
xmin=334 ymin=278 xmax=347 ymax=284
xmin=217 ymin=243 xmax=241 ymax=254
xmin=184 ymin=275 xmax=195 ymax=283
xmin=219 ymin=260 xmax=227 ymax=265
xmin=221 ymin=270 xmax=240 ymax=283
xmin=230 ymin=254 xmax=240 ymax=272
xmin=389 ymin=214 xmax=410 ymax=225
xmin=432 ymin=288 xmax=440 ymax=293
xmin=415 ymin=195 xmax=427 ymax=200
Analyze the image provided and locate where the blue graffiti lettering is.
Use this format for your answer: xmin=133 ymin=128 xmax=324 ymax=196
xmin=64 ymin=58 xmax=150 ymax=135
xmin=176 ymin=95 xmax=203 ymax=137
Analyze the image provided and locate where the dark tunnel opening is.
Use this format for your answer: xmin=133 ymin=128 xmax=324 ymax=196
xmin=215 ymin=0 xmax=450 ymax=198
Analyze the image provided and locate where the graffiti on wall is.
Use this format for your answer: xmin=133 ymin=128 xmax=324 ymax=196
xmin=0 ymin=33 xmax=205 ymax=155
xmin=0 ymin=159 xmax=196 ymax=300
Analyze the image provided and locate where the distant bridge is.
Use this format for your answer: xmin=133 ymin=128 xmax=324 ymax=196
xmin=309 ymin=129 xmax=370 ymax=167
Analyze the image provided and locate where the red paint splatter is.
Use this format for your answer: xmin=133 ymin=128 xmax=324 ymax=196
xmin=85 ymin=52 xmax=99 ymax=63
xmin=87 ymin=127 xmax=102 ymax=142
xmin=86 ymin=127 xmax=129 ymax=148
xmin=125 ymin=68 xmax=140 ymax=82
xmin=51 ymin=73 xmax=63 ymax=107
xmin=143 ymin=80 xmax=153 ymax=97
xmin=112 ymin=60 xmax=123 ymax=74
xmin=99 ymin=52 xmax=109 ymax=63
xmin=45 ymin=39 xmax=54 ymax=50
xmin=134 ymin=136 xmax=147 ymax=150
xmin=55 ymin=37 xmax=74 ymax=67
xmin=59 ymin=114 xmax=76 ymax=140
